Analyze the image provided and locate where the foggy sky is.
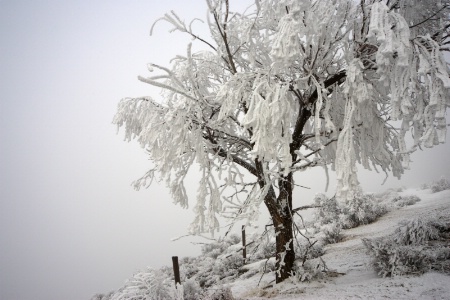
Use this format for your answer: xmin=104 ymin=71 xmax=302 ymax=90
xmin=0 ymin=1 xmax=449 ymax=299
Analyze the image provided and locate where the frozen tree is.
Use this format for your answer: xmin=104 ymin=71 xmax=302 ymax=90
xmin=114 ymin=0 xmax=450 ymax=282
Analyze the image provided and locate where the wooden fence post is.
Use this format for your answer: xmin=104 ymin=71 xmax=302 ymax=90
xmin=242 ymin=225 xmax=246 ymax=264
xmin=172 ymin=256 xmax=181 ymax=287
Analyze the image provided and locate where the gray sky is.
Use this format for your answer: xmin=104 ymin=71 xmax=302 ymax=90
xmin=0 ymin=1 xmax=449 ymax=299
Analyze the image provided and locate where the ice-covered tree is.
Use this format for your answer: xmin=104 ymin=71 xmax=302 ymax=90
xmin=114 ymin=0 xmax=450 ymax=282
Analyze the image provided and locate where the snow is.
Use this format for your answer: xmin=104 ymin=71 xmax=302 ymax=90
xmin=92 ymin=186 xmax=450 ymax=299
xmin=229 ymin=188 xmax=450 ymax=299
xmin=114 ymin=0 xmax=450 ymax=238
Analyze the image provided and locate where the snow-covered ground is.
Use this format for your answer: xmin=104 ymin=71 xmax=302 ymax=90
xmin=230 ymin=188 xmax=450 ymax=300
xmin=92 ymin=187 xmax=450 ymax=300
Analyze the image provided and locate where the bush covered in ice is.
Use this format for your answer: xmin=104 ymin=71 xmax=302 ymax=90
xmin=430 ymin=177 xmax=450 ymax=193
xmin=391 ymin=195 xmax=421 ymax=207
xmin=363 ymin=214 xmax=450 ymax=277
xmin=182 ymin=278 xmax=202 ymax=300
xmin=311 ymin=192 xmax=389 ymax=245
xmin=313 ymin=194 xmax=340 ymax=226
xmin=420 ymin=177 xmax=450 ymax=193
xmin=206 ymin=286 xmax=235 ymax=300
xmin=373 ymin=188 xmax=423 ymax=210
xmin=251 ymin=232 xmax=275 ymax=260
xmin=294 ymin=237 xmax=325 ymax=262
xmin=201 ymin=234 xmax=241 ymax=259
xmin=90 ymin=292 xmax=114 ymax=300
xmin=212 ymin=252 xmax=244 ymax=279
xmin=313 ymin=192 xmax=388 ymax=232
xmin=320 ymin=222 xmax=344 ymax=244
xmin=340 ymin=193 xmax=388 ymax=229
xmin=109 ymin=268 xmax=173 ymax=300
xmin=294 ymin=259 xmax=327 ymax=282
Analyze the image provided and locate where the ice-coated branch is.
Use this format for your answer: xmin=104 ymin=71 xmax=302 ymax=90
xmin=115 ymin=0 xmax=449 ymax=281
xmin=150 ymin=10 xmax=218 ymax=51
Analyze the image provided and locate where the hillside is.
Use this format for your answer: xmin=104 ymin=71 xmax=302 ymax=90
xmin=92 ymin=184 xmax=450 ymax=300
xmin=231 ymin=188 xmax=450 ymax=299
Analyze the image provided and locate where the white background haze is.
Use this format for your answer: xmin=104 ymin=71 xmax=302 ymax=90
xmin=0 ymin=1 xmax=449 ymax=299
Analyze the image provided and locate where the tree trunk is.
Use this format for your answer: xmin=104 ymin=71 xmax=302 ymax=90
xmin=261 ymin=171 xmax=295 ymax=283
xmin=273 ymin=211 xmax=295 ymax=283
xmin=257 ymin=158 xmax=296 ymax=283
xmin=274 ymin=172 xmax=295 ymax=283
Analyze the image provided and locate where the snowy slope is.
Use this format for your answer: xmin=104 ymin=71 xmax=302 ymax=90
xmin=230 ymin=188 xmax=450 ymax=300
xmin=93 ymin=187 xmax=450 ymax=300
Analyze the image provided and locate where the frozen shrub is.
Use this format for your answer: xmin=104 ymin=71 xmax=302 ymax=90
xmin=421 ymin=177 xmax=450 ymax=193
xmin=252 ymin=238 xmax=275 ymax=260
xmin=195 ymin=235 xmax=243 ymax=287
xmin=110 ymin=268 xmax=173 ymax=300
xmin=363 ymin=214 xmax=450 ymax=277
xmin=259 ymin=257 xmax=276 ymax=274
xmin=340 ymin=193 xmax=387 ymax=229
xmin=183 ymin=278 xmax=202 ymax=300
xmin=363 ymin=238 xmax=430 ymax=277
xmin=429 ymin=247 xmax=450 ymax=274
xmin=420 ymin=183 xmax=429 ymax=190
xmin=393 ymin=217 xmax=441 ymax=245
xmin=295 ymin=239 xmax=324 ymax=261
xmin=294 ymin=259 xmax=327 ymax=282
xmin=251 ymin=229 xmax=276 ymax=260
xmin=205 ymin=286 xmax=235 ymax=300
xmin=90 ymin=292 xmax=114 ymax=300
xmin=195 ymin=250 xmax=243 ymax=287
xmin=313 ymin=193 xmax=340 ymax=225
xmin=180 ymin=256 xmax=200 ymax=279
xmin=201 ymin=234 xmax=240 ymax=259
xmin=393 ymin=186 xmax=404 ymax=192
xmin=313 ymin=193 xmax=387 ymax=231
xmin=195 ymin=258 xmax=217 ymax=288
xmin=212 ymin=252 xmax=243 ymax=279
xmin=320 ymin=222 xmax=343 ymax=245
xmin=392 ymin=195 xmax=421 ymax=207
xmin=403 ymin=195 xmax=421 ymax=205
xmin=430 ymin=177 xmax=450 ymax=193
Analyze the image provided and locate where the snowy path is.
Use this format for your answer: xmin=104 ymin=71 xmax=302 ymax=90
xmin=232 ymin=189 xmax=450 ymax=300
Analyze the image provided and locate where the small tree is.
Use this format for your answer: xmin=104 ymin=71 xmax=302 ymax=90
xmin=114 ymin=0 xmax=449 ymax=283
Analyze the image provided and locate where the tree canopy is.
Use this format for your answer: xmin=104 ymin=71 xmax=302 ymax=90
xmin=114 ymin=0 xmax=449 ymax=282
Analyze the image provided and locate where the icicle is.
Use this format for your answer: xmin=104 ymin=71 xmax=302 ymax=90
xmin=312 ymin=76 xmax=326 ymax=145
xmin=323 ymin=85 xmax=337 ymax=136
xmin=436 ymin=118 xmax=447 ymax=143
xmin=335 ymin=93 xmax=360 ymax=202
xmin=270 ymin=13 xmax=302 ymax=65
xmin=367 ymin=2 xmax=389 ymax=43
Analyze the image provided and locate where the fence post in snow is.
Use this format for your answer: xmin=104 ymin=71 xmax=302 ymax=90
xmin=172 ymin=256 xmax=181 ymax=287
xmin=242 ymin=225 xmax=246 ymax=264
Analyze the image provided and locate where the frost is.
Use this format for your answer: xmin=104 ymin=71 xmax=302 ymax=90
xmin=364 ymin=213 xmax=450 ymax=277
xmin=109 ymin=268 xmax=173 ymax=300
xmin=114 ymin=0 xmax=450 ymax=282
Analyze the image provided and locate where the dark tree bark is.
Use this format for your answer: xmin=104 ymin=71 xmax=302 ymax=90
xmin=274 ymin=214 xmax=295 ymax=282
xmin=258 ymin=162 xmax=296 ymax=283
xmin=273 ymin=172 xmax=295 ymax=282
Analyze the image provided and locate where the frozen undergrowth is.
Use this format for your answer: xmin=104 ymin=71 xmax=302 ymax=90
xmin=311 ymin=188 xmax=417 ymax=245
xmin=92 ymin=185 xmax=450 ymax=300
xmin=421 ymin=177 xmax=450 ymax=194
xmin=363 ymin=213 xmax=450 ymax=277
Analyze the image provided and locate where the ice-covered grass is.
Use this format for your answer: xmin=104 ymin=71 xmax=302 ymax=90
xmin=92 ymin=185 xmax=450 ymax=300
